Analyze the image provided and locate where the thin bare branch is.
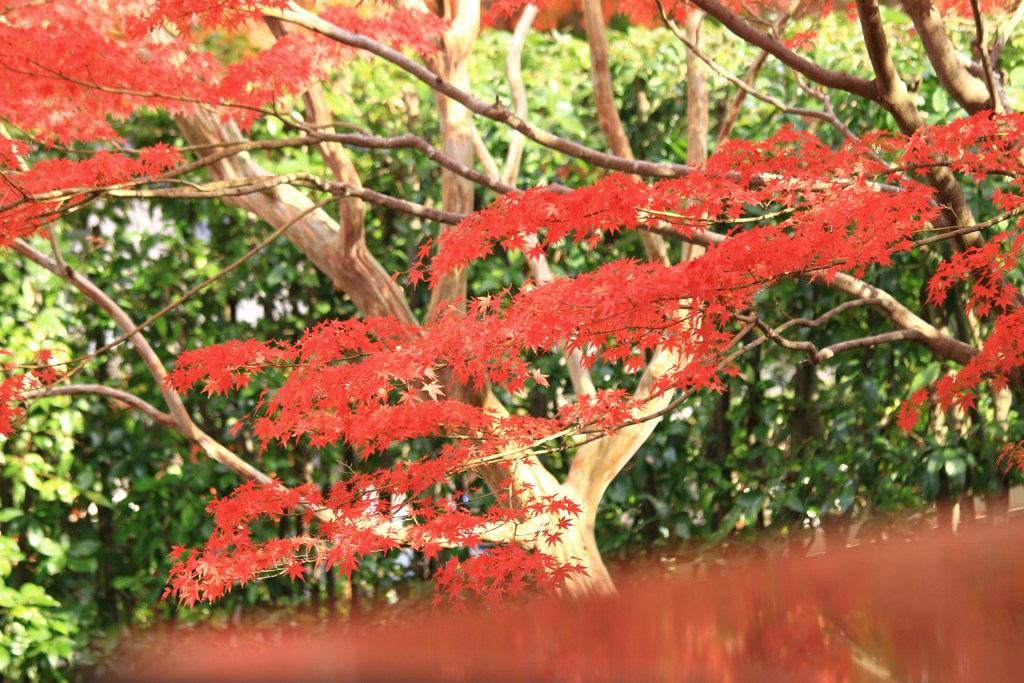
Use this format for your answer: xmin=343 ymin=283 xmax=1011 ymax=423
xmin=165 ymin=129 xmax=519 ymax=196
xmin=21 ymin=384 xmax=176 ymax=428
xmin=746 ymin=315 xmax=924 ymax=364
xmin=967 ymin=0 xmax=1004 ymax=113
xmin=265 ymin=3 xmax=692 ymax=179
xmin=34 ymin=200 xmax=330 ymax=374
xmin=660 ymin=3 xmax=867 ymax=150
xmin=680 ymin=228 xmax=979 ymax=366
xmin=991 ymin=0 xmax=1024 ymax=66
xmin=502 ymin=3 xmax=539 ymax=185
xmin=688 ymin=0 xmax=877 ymax=101
xmin=10 ymin=238 xmax=282 ymax=486
xmin=715 ymin=48 xmax=768 ymax=145
xmin=912 ymin=204 xmax=1024 ymax=248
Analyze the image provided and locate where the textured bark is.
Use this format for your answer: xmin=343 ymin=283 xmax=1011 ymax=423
xmin=423 ymin=0 xmax=478 ymax=319
xmin=564 ymin=348 xmax=679 ymax=541
xmin=580 ymin=0 xmax=633 ymax=161
xmin=855 ymin=0 xmax=977 ymax=239
xmin=580 ymin=0 xmax=670 ymax=266
xmin=685 ymin=11 xmax=709 ymax=167
xmin=175 ymin=110 xmax=417 ymax=324
xmin=900 ymin=0 xmax=992 ymax=112
xmin=265 ymin=18 xmax=368 ymax=241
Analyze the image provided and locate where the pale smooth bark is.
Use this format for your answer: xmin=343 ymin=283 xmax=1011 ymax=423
xmin=855 ymin=0 xmax=977 ymax=239
xmin=423 ymin=0 xmax=479 ymax=319
xmin=900 ymin=0 xmax=992 ymax=112
xmin=502 ymin=4 xmax=540 ymax=186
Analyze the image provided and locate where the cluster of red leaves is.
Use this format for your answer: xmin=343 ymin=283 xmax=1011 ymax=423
xmin=164 ymin=470 xmax=586 ymax=607
xmin=1 ymin=1 xmax=222 ymax=143
xmin=0 ymin=0 xmax=442 ymax=144
xmin=892 ymin=115 xmax=1024 ymax=432
xmin=419 ymin=125 xmax=938 ymax=282
xmin=166 ymin=112 xmax=1024 ymax=603
xmin=123 ymin=0 xmax=294 ymax=36
xmin=0 ymin=0 xmax=446 ymax=246
xmin=433 ymin=543 xmax=585 ymax=606
xmin=422 ymin=112 xmax=1024 ymax=435
xmin=0 ymin=0 xmax=445 ymax=145
xmin=0 ymin=0 xmax=446 ymax=144
xmin=0 ymin=349 xmax=63 ymax=437
xmin=894 ymin=229 xmax=1024 ymax=429
xmin=1 ymin=145 xmax=184 ymax=247
xmin=935 ymin=0 xmax=1018 ymax=12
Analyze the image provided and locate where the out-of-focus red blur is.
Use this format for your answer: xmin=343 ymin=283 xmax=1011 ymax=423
xmin=107 ymin=521 xmax=1024 ymax=683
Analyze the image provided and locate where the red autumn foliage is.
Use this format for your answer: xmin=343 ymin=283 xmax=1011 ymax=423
xmin=2 ymin=0 xmax=1023 ymax=608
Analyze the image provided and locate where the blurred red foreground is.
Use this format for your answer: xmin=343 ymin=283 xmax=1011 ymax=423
xmin=109 ymin=521 xmax=1024 ymax=683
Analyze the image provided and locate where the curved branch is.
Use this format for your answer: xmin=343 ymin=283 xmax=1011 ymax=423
xmin=21 ymin=384 xmax=176 ymax=428
xmin=901 ymin=0 xmax=992 ymax=112
xmin=11 ymin=239 xmax=282 ymax=486
xmin=680 ymin=228 xmax=979 ymax=367
xmin=265 ymin=3 xmax=691 ymax=179
xmin=688 ymin=0 xmax=877 ymax=101
xmin=814 ymin=330 xmax=923 ymax=362
xmin=659 ymin=4 xmax=858 ymax=144
xmin=967 ymin=0 xmax=1004 ymax=114
xmin=747 ymin=316 xmax=926 ymax=364
xmin=856 ymin=0 xmax=977 ymax=237
xmin=501 ymin=3 xmax=539 ymax=185
xmin=855 ymin=0 xmax=925 ymax=133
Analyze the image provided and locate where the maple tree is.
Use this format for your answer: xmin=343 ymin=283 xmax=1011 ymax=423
xmin=2 ymin=0 xmax=1023 ymax=619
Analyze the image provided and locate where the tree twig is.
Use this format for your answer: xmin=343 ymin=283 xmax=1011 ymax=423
xmin=266 ymin=3 xmax=692 ymax=179
xmin=21 ymin=384 xmax=176 ymax=428
xmin=687 ymin=0 xmax=876 ymax=100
